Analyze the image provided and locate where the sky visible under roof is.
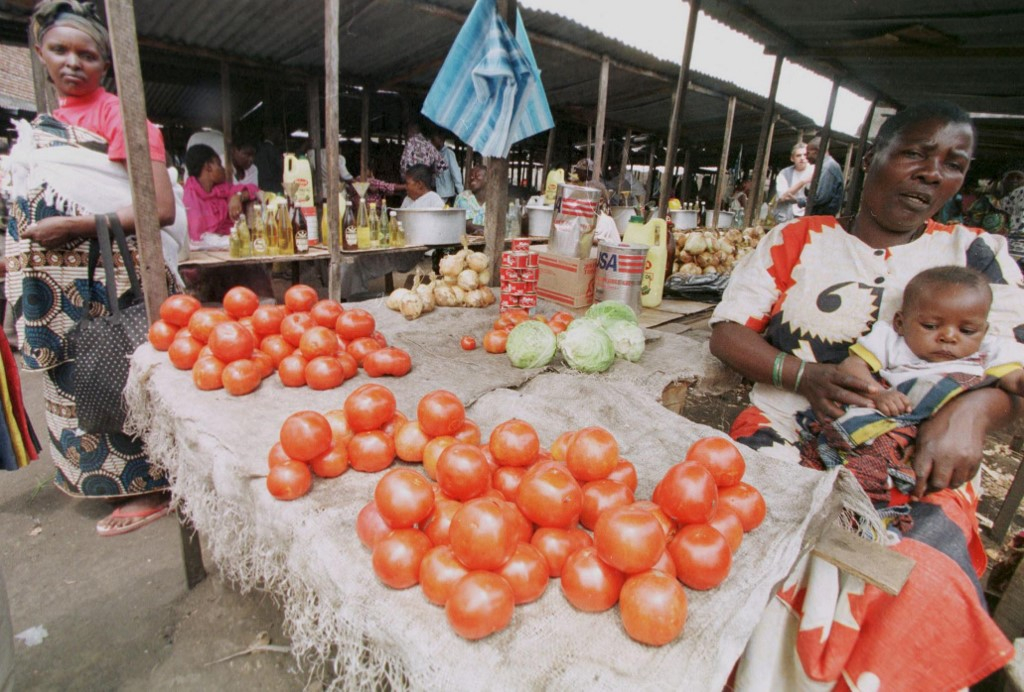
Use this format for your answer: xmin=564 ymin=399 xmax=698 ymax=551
xmin=520 ymin=0 xmax=872 ymax=137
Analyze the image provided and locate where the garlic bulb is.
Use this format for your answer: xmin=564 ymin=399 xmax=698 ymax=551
xmin=478 ymin=285 xmax=496 ymax=306
xmin=466 ymin=252 xmax=489 ymax=273
xmin=683 ymin=232 xmax=706 ymax=255
xmin=415 ymin=282 xmax=436 ymax=313
xmin=477 ymin=267 xmax=491 ymax=286
xmin=464 ymin=289 xmax=487 ymax=308
xmin=439 ymin=253 xmax=464 ymax=278
xmin=400 ymin=293 xmax=423 ymax=320
xmin=433 ymin=284 xmax=459 ymax=307
xmin=457 ymin=269 xmax=479 ymax=292
xmin=451 ymin=286 xmax=467 ymax=305
xmin=679 ymin=262 xmax=701 ymax=276
xmin=385 ymin=288 xmax=412 ymax=311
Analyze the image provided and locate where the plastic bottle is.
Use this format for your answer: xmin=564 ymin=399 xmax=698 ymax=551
xmin=356 ymin=198 xmax=371 ymax=249
xmin=543 ymin=168 xmax=564 ymax=205
xmin=235 ymin=214 xmax=252 ymax=257
xmin=388 ymin=211 xmax=400 ymax=248
xmin=368 ymin=202 xmax=380 ymax=248
xmin=283 ymin=154 xmax=315 ymax=207
xmin=622 ymin=215 xmax=668 ymax=308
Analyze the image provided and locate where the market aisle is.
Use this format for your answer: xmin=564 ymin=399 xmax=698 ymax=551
xmin=0 ymin=370 xmax=306 ymax=690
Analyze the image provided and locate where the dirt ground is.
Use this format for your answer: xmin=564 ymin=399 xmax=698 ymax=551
xmin=2 ymin=276 xmax=1022 ymax=690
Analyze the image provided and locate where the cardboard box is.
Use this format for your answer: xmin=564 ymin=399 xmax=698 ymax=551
xmin=536 ymin=248 xmax=597 ymax=308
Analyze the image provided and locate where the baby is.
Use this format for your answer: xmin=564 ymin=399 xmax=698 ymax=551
xmin=799 ymin=265 xmax=1024 ymax=511
xmin=840 ymin=265 xmax=1024 ymax=413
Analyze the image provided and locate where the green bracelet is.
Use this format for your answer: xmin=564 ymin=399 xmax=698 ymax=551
xmin=792 ymin=360 xmax=806 ymax=393
xmin=771 ymin=352 xmax=787 ymax=389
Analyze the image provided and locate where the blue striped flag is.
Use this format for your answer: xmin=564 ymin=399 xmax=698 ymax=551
xmin=422 ymin=0 xmax=554 ymax=158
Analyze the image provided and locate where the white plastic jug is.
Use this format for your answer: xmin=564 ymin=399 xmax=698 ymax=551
xmin=622 ymin=216 xmax=668 ymax=308
xmin=283 ymin=154 xmax=315 ymax=207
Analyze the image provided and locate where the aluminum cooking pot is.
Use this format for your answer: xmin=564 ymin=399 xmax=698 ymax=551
xmin=394 ymin=208 xmax=466 ymax=246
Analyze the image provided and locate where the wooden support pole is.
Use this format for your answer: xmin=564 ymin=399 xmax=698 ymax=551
xmin=28 ymin=30 xmax=57 ymax=114
xmin=842 ymin=143 xmax=855 ymax=189
xmin=107 ymin=0 xmax=204 ymax=589
xmin=712 ymin=96 xmax=737 ymax=228
xmin=483 ymin=0 xmax=517 ymax=283
xmin=360 ymin=87 xmax=371 ymax=177
xmin=644 ymin=140 xmax=658 ymax=207
xmin=220 ymin=61 xmax=232 ymax=180
xmin=542 ymin=127 xmax=556 ymax=187
xmin=756 ymin=114 xmax=778 ymax=222
xmin=307 ymin=77 xmax=322 ymax=203
xmin=464 ymin=145 xmax=474 ymax=184
xmin=806 ymin=79 xmax=841 ymax=216
xmin=616 ymin=128 xmax=632 ymax=200
xmin=680 ymin=147 xmax=692 ymax=202
xmin=325 ymin=0 xmax=342 ymax=298
xmin=843 ymin=97 xmax=878 ymax=217
xmin=657 ymin=0 xmax=701 ymax=220
xmin=746 ymin=54 xmax=783 ymax=224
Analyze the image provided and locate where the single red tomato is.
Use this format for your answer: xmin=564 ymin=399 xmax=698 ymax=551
xmin=299 ymin=326 xmax=339 ymax=359
xmin=251 ymin=305 xmax=287 ymax=336
xmin=310 ymin=299 xmax=344 ymax=328
xmin=305 ymin=356 xmax=345 ymax=390
xmin=717 ymin=482 xmax=766 ymax=532
xmin=148 ymin=319 xmax=178 ymax=351
xmin=560 ymin=547 xmax=625 ymax=612
xmin=483 ymin=330 xmax=508 ymax=353
xmin=222 ymin=286 xmax=260 ymax=318
xmin=259 ymin=334 xmax=295 ymax=366
xmin=594 ymin=505 xmax=666 ymax=574
xmin=422 ymin=499 xmax=463 ymax=546
xmin=159 ymin=294 xmax=201 ymax=327
xmin=445 ymin=571 xmax=515 ymax=640
xmin=565 ymin=426 xmax=619 ymax=482
xmin=651 ymin=549 xmax=677 ymax=578
xmin=419 ymin=545 xmax=470 ymax=606
xmin=277 ymin=353 xmax=308 ymax=387
xmin=452 ymin=419 xmax=482 ymax=445
xmin=394 ymin=421 xmax=431 ymax=463
xmin=436 ymin=443 xmax=492 ymax=501
xmin=606 ymin=459 xmax=638 ymax=492
xmin=656 ymin=461 xmax=718 ymax=525
xmin=335 ymin=308 xmax=376 ymax=341
xmin=448 ymin=497 xmax=518 ymax=571
xmin=619 ymin=570 xmax=688 ymax=646
xmin=549 ymin=430 xmax=576 ymax=461
xmin=460 ymin=336 xmax=477 ymax=351
xmin=489 ymin=419 xmax=540 ymax=467
xmin=372 ymin=528 xmax=432 ymax=589
xmin=309 ymin=443 xmax=349 ymax=478
xmin=685 ymin=436 xmax=746 ymax=487
xmin=363 ymin=347 xmax=412 ymax=377
xmin=668 ymin=523 xmax=732 ymax=590
xmin=380 ymin=411 xmax=408 ymax=438
xmin=324 ymin=409 xmax=354 ymax=446
xmin=207 ymin=321 xmax=255 ymax=363
xmin=188 ymin=308 xmax=231 ymax=344
xmin=284 ymin=284 xmax=319 ymax=313
xmin=192 ymin=356 xmax=226 ymax=391
xmin=344 ymin=383 xmax=398 ymax=433
xmin=496 ymin=543 xmax=549 ymax=604
xmin=279 ymin=410 xmax=333 ymax=462
xmin=267 ymin=441 xmax=294 ymax=469
xmin=580 ymin=479 xmax=635 ymax=531
xmin=356 ymin=501 xmax=391 ymax=549
xmin=280 ymin=312 xmax=316 ymax=348
xmin=370 ymin=330 xmax=388 ymax=348
xmin=632 ymin=500 xmax=678 ymax=541
xmin=168 ymin=335 xmax=203 ymax=370
xmin=530 ymin=527 xmax=592 ymax=578
xmin=336 ymin=351 xmax=359 ymax=380
xmin=492 ymin=466 xmax=527 ymax=503
xmin=707 ymin=506 xmax=744 ymax=553
xmin=516 ymin=462 xmax=582 ymax=529
xmin=417 ymin=390 xmax=466 ymax=438
xmin=422 ymin=436 xmax=457 ymax=480
xmin=346 ymin=430 xmax=396 ymax=472
xmin=250 ymin=350 xmax=275 ymax=379
xmin=221 ymin=358 xmax=261 ymax=396
xmin=347 ymin=336 xmax=383 ymax=365
xmin=266 ymin=460 xmax=312 ymax=500
xmin=502 ymin=500 xmax=535 ymax=544
xmin=374 ymin=468 xmax=435 ymax=529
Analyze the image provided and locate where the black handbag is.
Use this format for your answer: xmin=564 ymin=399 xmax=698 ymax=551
xmin=68 ymin=213 xmax=149 ymax=434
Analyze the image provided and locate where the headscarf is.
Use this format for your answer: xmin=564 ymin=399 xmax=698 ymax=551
xmin=32 ymin=0 xmax=110 ymax=62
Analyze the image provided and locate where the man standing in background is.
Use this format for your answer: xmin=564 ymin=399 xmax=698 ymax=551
xmin=773 ymin=143 xmax=814 ymax=223
xmin=803 ymin=137 xmax=844 ymax=217
xmin=431 ymin=130 xmax=463 ymax=204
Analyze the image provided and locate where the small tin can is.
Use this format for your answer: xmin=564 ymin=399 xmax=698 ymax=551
xmin=526 ymin=252 xmax=539 ymax=267
xmin=511 ymin=237 xmax=531 ymax=252
xmin=500 ymin=293 xmax=520 ymax=309
xmin=505 ymin=280 xmax=529 ymax=295
xmin=508 ymin=252 xmax=529 ymax=268
xmin=499 ymin=267 xmax=520 ymax=281
xmin=519 ymin=268 xmax=538 ymax=281
xmin=518 ymin=294 xmax=538 ymax=308
xmin=500 ymin=251 xmax=516 ymax=268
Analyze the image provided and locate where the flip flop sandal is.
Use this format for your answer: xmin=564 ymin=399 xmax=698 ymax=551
xmin=95 ymin=502 xmax=172 ymax=537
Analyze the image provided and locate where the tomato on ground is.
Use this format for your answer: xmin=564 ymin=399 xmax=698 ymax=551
xmin=344 ymin=383 xmax=398 ymax=432
xmin=372 ymin=528 xmax=432 ymax=589
xmin=530 ymin=527 xmax=592 ymax=578
xmin=619 ymin=570 xmax=688 ymax=646
xmin=280 ymin=312 xmax=316 ymax=347
xmin=305 ymin=356 xmax=345 ymax=390
xmin=208 ymin=321 xmax=255 ymax=363
xmin=580 ymin=479 xmax=635 ymax=531
xmin=310 ymin=299 xmax=344 ymax=328
xmin=492 ymin=466 xmax=527 ymax=503
xmin=347 ymin=430 xmax=396 ymax=472
xmin=422 ymin=499 xmax=463 ymax=546
xmin=422 ymin=436 xmax=458 ymax=480
xmin=374 ymin=468 xmax=435 ymax=529
xmin=495 ymin=543 xmax=549 ymax=604
xmin=266 ymin=460 xmax=312 ymax=500
xmin=259 ymin=334 xmax=295 ymax=365
xmin=394 ymin=421 xmax=432 ymax=463
xmin=267 ymin=441 xmax=294 ymax=469
xmin=192 ymin=356 xmax=226 ymax=391
xmin=606 ymin=459 xmax=638 ymax=492
xmin=560 ymin=547 xmax=625 ymax=612
xmin=489 ymin=419 xmax=540 ymax=467
xmin=250 ymin=350 xmax=275 ymax=379
xmin=515 ymin=462 xmax=582 ymax=529
xmin=277 ymin=353 xmax=308 ymax=387
xmin=445 ymin=571 xmax=515 ymax=640
xmin=707 ymin=506 xmax=744 ymax=553
xmin=483 ymin=330 xmax=508 ymax=353
xmin=159 ymin=294 xmax=201 ymax=327
xmin=148 ymin=319 xmax=178 ymax=351
xmin=310 ymin=443 xmax=349 ymax=478
xmin=335 ymin=308 xmax=376 ymax=341
xmin=549 ymin=430 xmax=576 ymax=461
xmin=565 ymin=426 xmax=619 ymax=482
xmin=448 ymin=497 xmax=518 ymax=571
xmin=299 ymin=326 xmax=339 ymax=359
xmin=223 ymin=286 xmax=260 ymax=318
xmin=417 ymin=390 xmax=466 ymax=438
xmin=593 ymin=505 xmax=666 ymax=574
xmin=356 ymin=501 xmax=391 ymax=549
xmin=221 ymin=358 xmax=261 ymax=396
xmin=717 ymin=482 xmax=766 ymax=532
xmin=685 ymin=437 xmax=746 ymax=487
xmin=460 ymin=336 xmax=477 ymax=351
xmin=279 ymin=410 xmax=333 ymax=462
xmin=188 ymin=308 xmax=231 ymax=343
xmin=419 ymin=545 xmax=470 ymax=606
xmin=168 ymin=335 xmax=203 ymax=370
xmin=363 ymin=347 xmax=412 ymax=377
xmin=667 ymin=523 xmax=732 ymax=590
xmin=284 ymin=284 xmax=319 ymax=313
xmin=655 ymin=461 xmax=718 ymax=525
xmin=436 ymin=443 xmax=492 ymax=501
xmin=251 ymin=305 xmax=287 ymax=336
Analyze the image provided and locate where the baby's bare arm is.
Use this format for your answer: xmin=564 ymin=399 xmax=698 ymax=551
xmin=838 ymin=355 xmax=910 ymax=414
xmin=998 ymin=368 xmax=1024 ymax=397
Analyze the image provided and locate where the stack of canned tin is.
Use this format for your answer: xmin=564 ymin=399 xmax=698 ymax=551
xmin=499 ymin=238 xmax=539 ymax=312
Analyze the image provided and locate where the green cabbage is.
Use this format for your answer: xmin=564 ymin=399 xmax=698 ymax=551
xmin=558 ymin=321 xmax=616 ymax=373
xmin=565 ymin=317 xmax=602 ymax=332
xmin=585 ymin=300 xmax=638 ymax=330
xmin=506 ymin=320 xmax=557 ymax=369
xmin=605 ymin=320 xmax=645 ymax=362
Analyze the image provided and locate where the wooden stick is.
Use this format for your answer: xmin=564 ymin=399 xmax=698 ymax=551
xmin=806 ymin=80 xmax=841 ymax=215
xmin=657 ymin=0 xmax=700 ymax=220
xmin=843 ymin=98 xmax=878 ymax=217
xmin=360 ymin=87 xmax=371 ymax=177
xmin=220 ymin=60 xmax=232 ymax=181
xmin=593 ymin=55 xmax=610 ymax=180
xmin=325 ymin=0 xmax=342 ymax=298
xmin=712 ymin=96 xmax=736 ymax=228
xmin=106 ymin=0 xmax=168 ymax=323
xmin=307 ymin=77 xmax=322 ymax=203
xmin=746 ymin=55 xmax=782 ymax=224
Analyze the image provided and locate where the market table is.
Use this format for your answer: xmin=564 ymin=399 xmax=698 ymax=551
xmin=125 ymin=298 xmax=861 ymax=691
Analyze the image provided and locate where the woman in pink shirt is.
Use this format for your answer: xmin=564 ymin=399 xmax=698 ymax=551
xmin=182 ymin=144 xmax=258 ymax=242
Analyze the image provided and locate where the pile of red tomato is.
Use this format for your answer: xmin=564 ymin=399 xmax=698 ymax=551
xmin=147 ymin=284 xmax=412 ymax=395
xmin=355 ymin=405 xmax=766 ymax=646
xmin=461 ymin=307 xmax=574 ymax=353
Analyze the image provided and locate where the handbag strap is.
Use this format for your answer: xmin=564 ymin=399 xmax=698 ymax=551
xmin=84 ymin=213 xmax=143 ymax=320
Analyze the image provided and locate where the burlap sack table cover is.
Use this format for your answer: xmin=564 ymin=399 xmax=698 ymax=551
xmin=126 ymin=298 xmax=851 ymax=691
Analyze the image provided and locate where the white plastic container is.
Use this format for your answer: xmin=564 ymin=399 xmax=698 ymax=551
xmin=668 ymin=209 xmax=699 ymax=230
xmin=525 ymin=205 xmax=554 ymax=238
xmin=704 ymin=210 xmax=734 ymax=228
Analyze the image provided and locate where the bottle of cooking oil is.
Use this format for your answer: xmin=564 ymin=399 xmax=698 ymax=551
xmin=388 ymin=211 xmax=400 ymax=248
xmin=395 ymin=220 xmax=406 ymax=247
xmin=342 ymin=200 xmax=358 ymax=251
xmin=236 ymin=214 xmax=252 ymax=257
xmin=277 ymin=202 xmax=295 ymax=255
xmin=368 ymin=202 xmax=380 ymax=249
xmin=356 ymin=198 xmax=371 ymax=250
xmin=378 ymin=201 xmax=389 ymax=248
xmin=250 ymin=205 xmax=268 ymax=256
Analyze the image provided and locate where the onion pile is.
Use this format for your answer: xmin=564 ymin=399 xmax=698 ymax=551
xmin=671 ymin=226 xmax=765 ymax=276
xmin=386 ymin=249 xmax=496 ymax=320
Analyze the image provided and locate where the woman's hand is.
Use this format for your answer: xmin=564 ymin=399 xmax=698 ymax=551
xmin=911 ymin=388 xmax=1015 ymax=499
xmin=22 ymin=216 xmax=87 ymax=248
xmin=798 ymin=361 xmax=879 ymax=422
xmin=228 ymin=193 xmax=244 ymax=220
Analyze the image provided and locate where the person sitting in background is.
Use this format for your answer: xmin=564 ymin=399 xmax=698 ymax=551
xmin=1000 ymin=169 xmax=1024 ymax=267
xmin=356 ymin=161 xmax=406 ymax=208
xmin=963 ymin=173 xmax=1015 ymax=237
xmin=400 ymin=164 xmax=444 ymax=210
xmin=401 ymin=119 xmax=448 ymax=179
xmin=571 ymin=158 xmax=606 ymax=193
xmin=185 ymin=129 xmax=224 ymax=176
xmin=182 ymin=144 xmax=257 ymax=243
xmin=455 ymin=164 xmax=487 ymax=231
xmin=431 ymin=131 xmax=463 ymax=204
xmin=231 ymin=140 xmax=259 ymax=187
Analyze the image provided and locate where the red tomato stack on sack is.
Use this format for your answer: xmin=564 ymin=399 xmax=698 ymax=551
xmin=355 ymin=404 xmax=767 ymax=646
xmin=473 ymin=308 xmax=574 ymax=354
xmin=147 ymin=284 xmax=412 ymax=396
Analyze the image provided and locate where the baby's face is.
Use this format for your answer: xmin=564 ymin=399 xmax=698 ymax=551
xmin=894 ymin=285 xmax=990 ymax=362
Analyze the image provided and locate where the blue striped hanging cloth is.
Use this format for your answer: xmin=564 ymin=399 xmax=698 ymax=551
xmin=422 ymin=0 xmax=553 ymax=158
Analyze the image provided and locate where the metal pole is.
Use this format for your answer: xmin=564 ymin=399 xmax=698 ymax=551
xmin=745 ymin=54 xmax=782 ymax=224
xmin=325 ymin=0 xmax=342 ymax=299
xmin=843 ymin=97 xmax=879 ymax=216
xmin=657 ymin=0 xmax=701 ymax=220
xmin=712 ymin=96 xmax=736 ymax=228
xmin=806 ymin=79 xmax=841 ymax=216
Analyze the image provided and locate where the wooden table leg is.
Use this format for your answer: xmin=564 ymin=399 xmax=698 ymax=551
xmin=178 ymin=513 xmax=207 ymax=589
xmin=991 ymin=435 xmax=1024 ymax=543
xmin=385 ymin=272 xmax=394 ymax=294
xmin=291 ymin=260 xmax=300 ymax=286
